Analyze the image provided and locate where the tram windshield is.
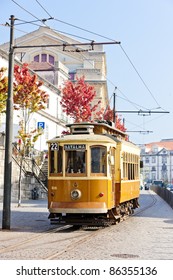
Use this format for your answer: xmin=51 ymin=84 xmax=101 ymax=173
xmin=49 ymin=143 xmax=107 ymax=176
xmin=50 ymin=145 xmax=63 ymax=174
xmin=91 ymin=146 xmax=107 ymax=174
xmin=65 ymin=150 xmax=86 ymax=173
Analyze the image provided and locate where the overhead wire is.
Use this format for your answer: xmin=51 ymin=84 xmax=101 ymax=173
xmin=8 ymin=1 xmax=95 ymax=73
xmin=39 ymin=11 xmax=165 ymax=111
xmin=13 ymin=0 xmax=90 ymax=42
xmin=15 ymin=18 xmax=92 ymax=42
xmin=11 ymin=0 xmax=95 ymax=42
xmin=35 ymin=1 xmax=164 ymax=111
xmin=12 ymin=0 xmax=41 ymax=21
xmin=7 ymin=0 xmax=169 ymax=138
xmin=10 ymin=0 xmax=167 ymax=118
xmin=35 ymin=0 xmax=53 ymax=18
xmin=117 ymin=93 xmax=149 ymax=111
xmin=119 ymin=45 xmax=161 ymax=109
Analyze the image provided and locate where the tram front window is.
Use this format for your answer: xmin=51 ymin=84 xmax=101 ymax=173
xmin=50 ymin=146 xmax=62 ymax=174
xmin=91 ymin=146 xmax=107 ymax=174
xmin=66 ymin=151 xmax=86 ymax=174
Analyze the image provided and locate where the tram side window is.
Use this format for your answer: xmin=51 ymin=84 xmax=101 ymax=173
xmin=91 ymin=146 xmax=107 ymax=174
xmin=128 ymin=163 xmax=135 ymax=180
xmin=123 ymin=152 xmax=139 ymax=180
xmin=50 ymin=146 xmax=62 ymax=174
xmin=66 ymin=151 xmax=85 ymax=173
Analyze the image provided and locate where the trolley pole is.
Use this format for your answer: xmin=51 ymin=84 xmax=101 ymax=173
xmin=113 ymin=87 xmax=117 ymax=124
xmin=2 ymin=15 xmax=15 ymax=229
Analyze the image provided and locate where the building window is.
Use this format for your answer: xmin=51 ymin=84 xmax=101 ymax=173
xmin=145 ymin=157 xmax=149 ymax=164
xmin=34 ymin=54 xmax=55 ymax=65
xmin=46 ymin=97 xmax=49 ymax=109
xmin=41 ymin=54 xmax=47 ymax=62
xmin=49 ymin=55 xmax=55 ymax=65
xmin=34 ymin=55 xmax=39 ymax=62
xmin=45 ymin=124 xmax=49 ymax=140
xmin=69 ymin=73 xmax=75 ymax=80
xmin=152 ymin=156 xmax=156 ymax=163
xmin=162 ymin=163 xmax=167 ymax=171
xmin=162 ymin=156 xmax=167 ymax=163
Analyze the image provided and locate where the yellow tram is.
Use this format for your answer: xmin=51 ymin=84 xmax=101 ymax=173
xmin=47 ymin=121 xmax=140 ymax=226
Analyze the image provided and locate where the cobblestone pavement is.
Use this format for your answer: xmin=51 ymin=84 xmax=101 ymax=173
xmin=0 ymin=190 xmax=173 ymax=260
xmin=53 ymin=190 xmax=173 ymax=260
xmin=0 ymin=199 xmax=50 ymax=232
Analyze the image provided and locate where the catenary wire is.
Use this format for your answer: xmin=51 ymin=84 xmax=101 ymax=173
xmin=0 ymin=1 xmax=166 ymax=142
xmin=10 ymin=0 xmax=166 ymax=115
xmin=35 ymin=0 xmax=53 ymax=18
xmin=35 ymin=0 xmax=164 ymax=111
xmin=12 ymin=0 xmax=41 ymax=21
xmin=15 ymin=19 xmax=92 ymax=42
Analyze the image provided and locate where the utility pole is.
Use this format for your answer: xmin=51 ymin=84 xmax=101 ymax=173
xmin=1 ymin=16 xmax=120 ymax=229
xmin=113 ymin=87 xmax=117 ymax=124
xmin=2 ymin=15 xmax=15 ymax=229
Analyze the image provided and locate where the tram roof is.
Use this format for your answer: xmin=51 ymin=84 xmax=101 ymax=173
xmin=47 ymin=121 xmax=127 ymax=144
xmin=66 ymin=121 xmax=127 ymax=139
xmin=47 ymin=132 xmax=120 ymax=144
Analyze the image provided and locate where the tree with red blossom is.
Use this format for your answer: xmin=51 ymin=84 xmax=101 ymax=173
xmin=95 ymin=105 xmax=126 ymax=132
xmin=60 ymin=76 xmax=101 ymax=122
xmin=13 ymin=63 xmax=49 ymax=151
xmin=115 ymin=115 xmax=126 ymax=132
xmin=60 ymin=76 xmax=126 ymax=133
xmin=0 ymin=64 xmax=48 ymax=148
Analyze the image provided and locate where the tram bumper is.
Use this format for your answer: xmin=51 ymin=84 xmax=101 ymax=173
xmin=49 ymin=201 xmax=108 ymax=214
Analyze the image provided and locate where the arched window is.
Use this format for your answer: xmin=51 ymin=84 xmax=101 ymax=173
xmin=41 ymin=54 xmax=47 ymax=62
xmin=34 ymin=54 xmax=55 ymax=65
xmin=34 ymin=55 xmax=39 ymax=62
xmin=49 ymin=55 xmax=55 ymax=65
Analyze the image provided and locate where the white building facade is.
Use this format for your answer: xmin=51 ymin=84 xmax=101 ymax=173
xmin=0 ymin=27 xmax=109 ymax=152
xmin=0 ymin=48 xmax=69 ymax=151
xmin=140 ymin=140 xmax=173 ymax=184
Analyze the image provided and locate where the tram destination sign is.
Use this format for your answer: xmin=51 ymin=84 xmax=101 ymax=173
xmin=64 ymin=144 xmax=86 ymax=150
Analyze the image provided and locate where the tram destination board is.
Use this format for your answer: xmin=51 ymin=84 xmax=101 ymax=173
xmin=64 ymin=144 xmax=86 ymax=150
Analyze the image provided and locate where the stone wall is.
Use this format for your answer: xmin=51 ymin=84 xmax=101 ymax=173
xmin=0 ymin=136 xmax=47 ymax=202
xmin=151 ymin=185 xmax=173 ymax=209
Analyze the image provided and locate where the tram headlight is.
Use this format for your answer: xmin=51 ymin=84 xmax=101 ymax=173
xmin=71 ymin=189 xmax=81 ymax=200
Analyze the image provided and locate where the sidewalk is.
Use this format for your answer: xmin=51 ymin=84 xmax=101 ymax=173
xmin=0 ymin=199 xmax=50 ymax=233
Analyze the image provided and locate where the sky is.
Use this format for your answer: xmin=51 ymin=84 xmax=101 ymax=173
xmin=0 ymin=0 xmax=173 ymax=145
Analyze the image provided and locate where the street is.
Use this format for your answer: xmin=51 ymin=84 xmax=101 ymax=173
xmin=0 ymin=189 xmax=173 ymax=260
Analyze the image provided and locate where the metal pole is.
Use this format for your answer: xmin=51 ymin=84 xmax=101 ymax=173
xmin=113 ymin=87 xmax=117 ymax=124
xmin=13 ymin=41 xmax=121 ymax=49
xmin=2 ymin=15 xmax=15 ymax=229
